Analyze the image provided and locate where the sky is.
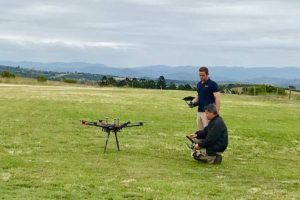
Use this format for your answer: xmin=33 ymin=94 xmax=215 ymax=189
xmin=0 ymin=0 xmax=300 ymax=67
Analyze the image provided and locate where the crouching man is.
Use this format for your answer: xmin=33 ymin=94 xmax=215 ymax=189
xmin=190 ymin=104 xmax=228 ymax=164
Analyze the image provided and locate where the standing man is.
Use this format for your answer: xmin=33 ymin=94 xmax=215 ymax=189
xmin=190 ymin=66 xmax=220 ymax=130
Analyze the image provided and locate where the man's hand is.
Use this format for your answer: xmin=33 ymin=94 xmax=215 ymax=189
xmin=193 ymin=143 xmax=200 ymax=150
xmin=188 ymin=101 xmax=197 ymax=108
xmin=190 ymin=133 xmax=197 ymax=139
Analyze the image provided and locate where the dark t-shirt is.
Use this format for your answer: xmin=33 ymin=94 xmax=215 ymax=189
xmin=196 ymin=78 xmax=219 ymax=112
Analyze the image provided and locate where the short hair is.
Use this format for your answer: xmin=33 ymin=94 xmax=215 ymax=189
xmin=204 ymin=104 xmax=218 ymax=114
xmin=199 ymin=66 xmax=209 ymax=75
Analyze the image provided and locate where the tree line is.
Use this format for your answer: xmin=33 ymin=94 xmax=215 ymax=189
xmin=97 ymin=75 xmax=195 ymax=90
xmin=219 ymin=83 xmax=297 ymax=96
xmin=1 ymin=68 xmax=297 ymax=95
xmin=0 ymin=69 xmax=196 ymax=91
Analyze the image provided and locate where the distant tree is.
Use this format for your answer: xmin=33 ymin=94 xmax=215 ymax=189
xmin=132 ymin=78 xmax=140 ymax=88
xmin=1 ymin=71 xmax=15 ymax=78
xmin=36 ymin=75 xmax=47 ymax=82
xmin=107 ymin=77 xmax=117 ymax=85
xmin=98 ymin=76 xmax=108 ymax=86
xmin=116 ymin=80 xmax=127 ymax=87
xmin=168 ymin=82 xmax=177 ymax=90
xmin=124 ymin=77 xmax=131 ymax=87
xmin=288 ymin=85 xmax=296 ymax=90
xmin=139 ymin=78 xmax=147 ymax=88
xmin=145 ymin=80 xmax=156 ymax=89
xmin=265 ymin=85 xmax=277 ymax=93
xmin=102 ymin=76 xmax=107 ymax=81
xmin=63 ymin=78 xmax=77 ymax=84
xmin=184 ymin=84 xmax=193 ymax=90
xmin=177 ymin=84 xmax=185 ymax=90
xmin=157 ymin=76 xmax=166 ymax=89
xmin=227 ymin=84 xmax=235 ymax=89
xmin=218 ymin=84 xmax=227 ymax=93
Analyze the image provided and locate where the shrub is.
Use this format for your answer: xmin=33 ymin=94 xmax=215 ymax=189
xmin=1 ymin=71 xmax=15 ymax=78
xmin=37 ymin=75 xmax=47 ymax=82
xmin=63 ymin=79 xmax=77 ymax=84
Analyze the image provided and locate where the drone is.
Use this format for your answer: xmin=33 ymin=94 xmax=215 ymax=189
xmin=81 ymin=118 xmax=143 ymax=152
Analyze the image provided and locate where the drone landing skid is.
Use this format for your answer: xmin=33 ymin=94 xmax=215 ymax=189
xmin=104 ymin=131 xmax=120 ymax=152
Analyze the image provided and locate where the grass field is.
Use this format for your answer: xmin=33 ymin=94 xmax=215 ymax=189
xmin=0 ymin=83 xmax=299 ymax=199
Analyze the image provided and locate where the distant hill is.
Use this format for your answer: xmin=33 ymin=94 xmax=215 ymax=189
xmin=1 ymin=61 xmax=299 ymax=89
xmin=0 ymin=65 xmax=192 ymax=87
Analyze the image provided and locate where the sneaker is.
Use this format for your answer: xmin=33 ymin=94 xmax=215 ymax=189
xmin=191 ymin=151 xmax=206 ymax=163
xmin=213 ymin=155 xmax=222 ymax=164
xmin=191 ymin=151 xmax=200 ymax=160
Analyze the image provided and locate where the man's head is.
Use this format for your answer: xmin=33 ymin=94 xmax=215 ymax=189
xmin=204 ymin=104 xmax=218 ymax=120
xmin=199 ymin=66 xmax=209 ymax=83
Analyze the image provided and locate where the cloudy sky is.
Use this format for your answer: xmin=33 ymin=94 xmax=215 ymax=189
xmin=0 ymin=0 xmax=300 ymax=67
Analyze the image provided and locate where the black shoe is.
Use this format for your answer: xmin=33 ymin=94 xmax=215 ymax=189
xmin=192 ymin=151 xmax=200 ymax=160
xmin=192 ymin=151 xmax=207 ymax=163
xmin=213 ymin=155 xmax=222 ymax=164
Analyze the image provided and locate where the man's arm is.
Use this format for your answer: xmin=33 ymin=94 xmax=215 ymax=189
xmin=190 ymin=127 xmax=203 ymax=139
xmin=199 ymin=124 xmax=223 ymax=148
xmin=213 ymin=92 xmax=220 ymax=113
xmin=196 ymin=126 xmax=208 ymax=139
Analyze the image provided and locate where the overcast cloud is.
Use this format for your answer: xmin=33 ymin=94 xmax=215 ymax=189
xmin=1 ymin=0 xmax=300 ymax=67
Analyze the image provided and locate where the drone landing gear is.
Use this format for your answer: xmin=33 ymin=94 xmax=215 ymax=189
xmin=104 ymin=131 xmax=120 ymax=152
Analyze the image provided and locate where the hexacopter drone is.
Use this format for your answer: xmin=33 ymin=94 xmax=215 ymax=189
xmin=81 ymin=118 xmax=143 ymax=152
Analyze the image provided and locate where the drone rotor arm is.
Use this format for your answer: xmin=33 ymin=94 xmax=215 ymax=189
xmin=124 ymin=122 xmax=143 ymax=128
xmin=118 ymin=121 xmax=131 ymax=129
xmin=81 ymin=120 xmax=107 ymax=128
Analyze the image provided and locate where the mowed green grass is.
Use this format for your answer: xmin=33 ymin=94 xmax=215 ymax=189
xmin=0 ymin=84 xmax=299 ymax=200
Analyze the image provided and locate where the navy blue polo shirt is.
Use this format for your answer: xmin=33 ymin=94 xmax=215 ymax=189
xmin=197 ymin=78 xmax=219 ymax=112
